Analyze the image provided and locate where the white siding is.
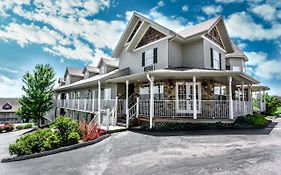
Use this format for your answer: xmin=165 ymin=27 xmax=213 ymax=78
xmin=226 ymin=57 xmax=245 ymax=71
xmin=168 ymin=41 xmax=182 ymax=68
xmin=203 ymin=38 xmax=226 ymax=70
xmin=119 ymin=39 xmax=169 ymax=74
xmin=182 ymin=39 xmax=204 ymax=68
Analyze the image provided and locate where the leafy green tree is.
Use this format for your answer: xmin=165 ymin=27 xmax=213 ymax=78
xmin=263 ymin=94 xmax=281 ymax=115
xmin=17 ymin=64 xmax=55 ymax=127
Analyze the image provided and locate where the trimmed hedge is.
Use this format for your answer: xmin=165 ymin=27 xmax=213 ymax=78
xmin=23 ymin=123 xmax=33 ymax=129
xmin=234 ymin=113 xmax=269 ymax=127
xmin=16 ymin=125 xmax=23 ymax=130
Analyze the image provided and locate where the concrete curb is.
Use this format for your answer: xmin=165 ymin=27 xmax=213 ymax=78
xmin=1 ymin=134 xmax=110 ymax=163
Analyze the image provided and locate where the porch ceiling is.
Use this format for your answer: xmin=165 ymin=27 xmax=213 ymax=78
xmin=106 ymin=69 xmax=260 ymax=85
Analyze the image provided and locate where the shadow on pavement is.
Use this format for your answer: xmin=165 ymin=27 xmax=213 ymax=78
xmin=131 ymin=122 xmax=278 ymax=137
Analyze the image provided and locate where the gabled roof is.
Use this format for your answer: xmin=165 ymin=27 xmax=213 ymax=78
xmin=64 ymin=67 xmax=84 ymax=78
xmin=0 ymin=98 xmax=20 ymax=113
xmin=113 ymin=12 xmax=234 ymax=57
xmin=178 ymin=16 xmax=221 ymax=38
xmin=97 ymin=58 xmax=119 ymax=68
xmin=112 ymin=12 xmax=179 ymax=58
xmin=226 ymin=44 xmax=249 ymax=61
xmin=83 ymin=66 xmax=99 ymax=74
xmin=58 ymin=77 xmax=65 ymax=83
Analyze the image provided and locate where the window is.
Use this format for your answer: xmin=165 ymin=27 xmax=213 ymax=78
xmin=104 ymin=88 xmax=111 ymax=100
xmin=210 ymin=48 xmax=221 ymax=70
xmin=100 ymin=65 xmax=106 ymax=74
xmin=2 ymin=103 xmax=12 ymax=110
xmin=139 ymin=83 xmax=164 ymax=100
xmin=142 ymin=48 xmax=157 ymax=67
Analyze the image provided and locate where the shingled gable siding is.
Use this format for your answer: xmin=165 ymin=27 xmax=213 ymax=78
xmin=119 ymin=38 xmax=169 ymax=74
xmin=182 ymin=38 xmax=204 ymax=69
xmin=203 ymin=38 xmax=226 ymax=70
xmin=168 ymin=41 xmax=182 ymax=68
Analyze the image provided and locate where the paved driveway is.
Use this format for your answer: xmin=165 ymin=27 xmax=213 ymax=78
xmin=1 ymin=119 xmax=281 ymax=175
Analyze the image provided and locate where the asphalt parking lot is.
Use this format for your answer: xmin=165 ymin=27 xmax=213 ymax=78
xmin=1 ymin=119 xmax=281 ymax=175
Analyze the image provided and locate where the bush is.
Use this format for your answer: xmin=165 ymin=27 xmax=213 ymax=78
xmin=4 ymin=123 xmax=14 ymax=132
xmin=51 ymin=116 xmax=81 ymax=146
xmin=235 ymin=113 xmax=269 ymax=127
xmin=67 ymin=131 xmax=80 ymax=145
xmin=0 ymin=126 xmax=3 ymax=133
xmin=9 ymin=128 xmax=61 ymax=156
xmin=16 ymin=125 xmax=23 ymax=130
xmin=23 ymin=123 xmax=33 ymax=129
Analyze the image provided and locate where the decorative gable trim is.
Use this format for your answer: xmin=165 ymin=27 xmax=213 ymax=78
xmin=136 ymin=27 xmax=166 ymax=49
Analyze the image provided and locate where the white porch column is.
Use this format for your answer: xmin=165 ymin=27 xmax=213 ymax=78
xmin=115 ymin=96 xmax=118 ymax=126
xmin=193 ymin=76 xmax=197 ymax=119
xmin=263 ymin=90 xmax=266 ymax=112
xmin=242 ymin=82 xmax=245 ymax=116
xmin=136 ymin=97 xmax=139 ymax=118
xmin=126 ymin=80 xmax=129 ymax=128
xmin=149 ymin=76 xmax=154 ymax=129
xmin=98 ymin=81 xmax=101 ymax=125
xmin=92 ymin=90 xmax=95 ymax=112
xmin=248 ymin=85 xmax=253 ymax=114
xmin=77 ymin=92 xmax=80 ymax=111
xmin=259 ymin=88 xmax=262 ymax=113
xmin=228 ymin=76 xmax=234 ymax=119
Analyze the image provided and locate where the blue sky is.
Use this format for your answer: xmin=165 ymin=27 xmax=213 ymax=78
xmin=0 ymin=0 xmax=280 ymax=97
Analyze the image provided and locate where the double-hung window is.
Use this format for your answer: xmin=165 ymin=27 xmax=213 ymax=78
xmin=210 ymin=48 xmax=221 ymax=70
xmin=139 ymin=83 xmax=164 ymax=100
xmin=142 ymin=48 xmax=158 ymax=67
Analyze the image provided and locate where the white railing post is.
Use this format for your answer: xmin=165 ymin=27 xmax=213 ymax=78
xmin=98 ymin=81 xmax=101 ymax=125
xmin=248 ymin=85 xmax=252 ymax=115
xmin=193 ymin=76 xmax=197 ymax=119
xmin=84 ymin=98 xmax=87 ymax=111
xmin=106 ymin=109 xmax=110 ymax=131
xmin=126 ymin=80 xmax=129 ymax=128
xmin=136 ymin=97 xmax=139 ymax=118
xmin=229 ymin=76 xmax=234 ymax=119
xmin=77 ymin=98 xmax=80 ymax=111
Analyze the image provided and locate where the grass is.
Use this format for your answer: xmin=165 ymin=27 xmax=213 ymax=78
xmin=275 ymin=107 xmax=281 ymax=115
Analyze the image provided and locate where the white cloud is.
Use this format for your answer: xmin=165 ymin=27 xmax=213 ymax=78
xmin=202 ymin=5 xmax=223 ymax=15
xmin=0 ymin=75 xmax=23 ymax=97
xmin=0 ymin=65 xmax=18 ymax=73
xmin=126 ymin=9 xmax=191 ymax=32
xmin=0 ymin=0 xmax=30 ymax=16
xmin=182 ymin=5 xmax=189 ymax=12
xmin=157 ymin=1 xmax=165 ymax=7
xmin=225 ymin=12 xmax=281 ymax=40
xmin=0 ymin=23 xmax=65 ymax=47
xmin=245 ymin=51 xmax=281 ymax=80
xmin=251 ymin=4 xmax=280 ymax=21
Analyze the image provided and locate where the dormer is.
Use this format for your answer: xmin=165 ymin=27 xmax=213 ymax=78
xmin=97 ymin=58 xmax=119 ymax=75
xmin=3 ymin=103 xmax=12 ymax=110
xmin=83 ymin=66 xmax=99 ymax=79
xmin=58 ymin=77 xmax=65 ymax=87
xmin=64 ymin=67 xmax=84 ymax=85
xmin=225 ymin=44 xmax=248 ymax=72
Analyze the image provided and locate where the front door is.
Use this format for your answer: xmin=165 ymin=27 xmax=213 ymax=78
xmin=176 ymin=82 xmax=201 ymax=113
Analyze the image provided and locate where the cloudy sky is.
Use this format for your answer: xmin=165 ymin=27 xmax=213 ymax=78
xmin=0 ymin=0 xmax=280 ymax=97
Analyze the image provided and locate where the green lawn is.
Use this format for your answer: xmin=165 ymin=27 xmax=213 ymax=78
xmin=275 ymin=107 xmax=281 ymax=115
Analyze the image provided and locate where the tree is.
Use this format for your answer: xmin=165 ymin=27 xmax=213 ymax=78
xmin=17 ymin=64 xmax=55 ymax=127
xmin=263 ymin=94 xmax=281 ymax=115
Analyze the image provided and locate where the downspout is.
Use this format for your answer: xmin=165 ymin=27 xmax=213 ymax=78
xmin=146 ymin=74 xmax=154 ymax=129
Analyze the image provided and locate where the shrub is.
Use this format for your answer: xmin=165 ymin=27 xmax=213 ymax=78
xmin=51 ymin=116 xmax=81 ymax=146
xmin=23 ymin=123 xmax=33 ymax=129
xmin=0 ymin=126 xmax=3 ymax=133
xmin=234 ymin=113 xmax=269 ymax=127
xmin=67 ymin=131 xmax=80 ymax=145
xmin=9 ymin=128 xmax=61 ymax=156
xmin=16 ymin=125 xmax=23 ymax=130
xmin=4 ymin=123 xmax=14 ymax=132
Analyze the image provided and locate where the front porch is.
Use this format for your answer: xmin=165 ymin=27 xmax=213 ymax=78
xmin=106 ymin=69 xmax=261 ymax=128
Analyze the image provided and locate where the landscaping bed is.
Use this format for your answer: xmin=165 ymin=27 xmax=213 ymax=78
xmin=139 ymin=113 xmax=271 ymax=131
xmin=0 ymin=123 xmax=33 ymax=134
xmin=7 ymin=116 xmax=106 ymax=159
